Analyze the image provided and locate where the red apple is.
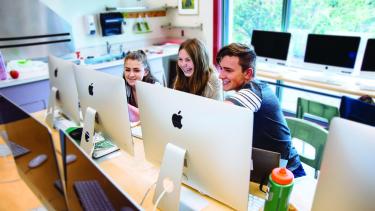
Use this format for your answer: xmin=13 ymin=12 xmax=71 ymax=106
xmin=9 ymin=70 xmax=19 ymax=79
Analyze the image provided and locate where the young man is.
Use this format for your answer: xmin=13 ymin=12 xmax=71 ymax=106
xmin=216 ymin=43 xmax=305 ymax=178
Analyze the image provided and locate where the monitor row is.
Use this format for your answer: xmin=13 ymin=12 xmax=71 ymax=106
xmin=251 ymin=30 xmax=375 ymax=76
xmin=43 ymin=55 xmax=257 ymax=210
xmin=2 ymin=93 xmax=375 ymax=211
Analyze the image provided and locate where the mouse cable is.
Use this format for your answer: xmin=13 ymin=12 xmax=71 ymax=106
xmin=152 ymin=178 xmax=174 ymax=211
xmin=140 ymin=180 xmax=157 ymax=206
xmin=0 ymin=178 xmax=20 ymax=184
xmin=152 ymin=188 xmax=168 ymax=211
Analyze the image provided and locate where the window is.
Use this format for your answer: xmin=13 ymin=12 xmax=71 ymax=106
xmin=226 ymin=0 xmax=375 ymax=55
xmin=222 ymin=0 xmax=375 ymax=115
xmin=227 ymin=0 xmax=283 ymax=44
xmin=289 ymin=0 xmax=375 ymax=60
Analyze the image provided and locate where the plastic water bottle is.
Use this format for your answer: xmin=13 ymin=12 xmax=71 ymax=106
xmin=264 ymin=167 xmax=294 ymax=211
xmin=0 ymin=51 xmax=7 ymax=80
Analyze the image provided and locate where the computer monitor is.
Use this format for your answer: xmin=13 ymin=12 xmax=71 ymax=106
xmin=136 ymin=81 xmax=254 ymax=211
xmin=47 ymin=55 xmax=80 ymax=127
xmin=251 ymin=30 xmax=291 ymax=65
xmin=312 ymin=118 xmax=375 ymax=211
xmin=73 ymin=65 xmax=134 ymax=156
xmin=0 ymin=95 xmax=68 ymax=210
xmin=304 ymin=34 xmax=360 ymax=74
xmin=60 ymin=130 xmax=141 ymax=211
xmin=359 ymin=38 xmax=375 ymax=79
xmin=251 ymin=147 xmax=280 ymax=189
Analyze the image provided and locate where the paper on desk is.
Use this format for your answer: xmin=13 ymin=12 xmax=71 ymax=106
xmin=131 ymin=126 xmax=142 ymax=139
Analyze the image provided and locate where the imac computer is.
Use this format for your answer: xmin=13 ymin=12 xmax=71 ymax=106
xmin=311 ymin=118 xmax=375 ymax=210
xmin=359 ymin=38 xmax=375 ymax=79
xmin=73 ymin=65 xmax=134 ymax=157
xmin=136 ymin=81 xmax=254 ymax=211
xmin=47 ymin=55 xmax=80 ymax=129
xmin=60 ymin=130 xmax=141 ymax=211
xmin=303 ymin=34 xmax=361 ymax=75
xmin=357 ymin=39 xmax=375 ymax=90
xmin=0 ymin=95 xmax=68 ymax=210
xmin=251 ymin=30 xmax=291 ymax=67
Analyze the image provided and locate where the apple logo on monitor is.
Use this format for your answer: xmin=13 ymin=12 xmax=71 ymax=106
xmin=172 ymin=110 xmax=183 ymax=129
xmin=88 ymin=83 xmax=94 ymax=96
xmin=54 ymin=68 xmax=58 ymax=78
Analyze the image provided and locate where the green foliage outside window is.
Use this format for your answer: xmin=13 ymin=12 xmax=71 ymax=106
xmin=231 ymin=0 xmax=375 ymax=47
xmin=232 ymin=0 xmax=282 ymax=44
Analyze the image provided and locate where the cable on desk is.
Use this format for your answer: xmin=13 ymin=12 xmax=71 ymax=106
xmin=0 ymin=178 xmax=20 ymax=184
xmin=153 ymin=188 xmax=168 ymax=211
xmin=152 ymin=177 xmax=174 ymax=211
xmin=140 ymin=181 xmax=157 ymax=206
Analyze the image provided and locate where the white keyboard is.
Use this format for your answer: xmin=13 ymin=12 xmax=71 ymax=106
xmin=359 ymin=79 xmax=375 ymax=91
xmin=299 ymin=73 xmax=344 ymax=85
xmin=248 ymin=194 xmax=265 ymax=211
xmin=257 ymin=63 xmax=286 ymax=74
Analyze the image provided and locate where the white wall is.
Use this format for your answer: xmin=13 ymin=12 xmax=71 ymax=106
xmin=149 ymin=0 xmax=213 ymax=57
xmin=40 ymin=0 xmax=168 ymax=50
xmin=40 ymin=0 xmax=213 ymax=56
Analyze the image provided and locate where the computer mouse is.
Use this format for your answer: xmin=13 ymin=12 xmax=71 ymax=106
xmin=68 ymin=127 xmax=83 ymax=141
xmin=28 ymin=154 xmax=48 ymax=169
xmin=66 ymin=154 xmax=77 ymax=165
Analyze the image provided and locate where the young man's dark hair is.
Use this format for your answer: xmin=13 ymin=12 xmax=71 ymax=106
xmin=216 ymin=43 xmax=257 ymax=76
xmin=216 ymin=43 xmax=305 ymax=178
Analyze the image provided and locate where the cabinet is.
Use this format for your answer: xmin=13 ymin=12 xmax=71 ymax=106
xmin=0 ymin=79 xmax=50 ymax=113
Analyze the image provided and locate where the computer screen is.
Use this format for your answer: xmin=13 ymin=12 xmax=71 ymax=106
xmin=251 ymin=30 xmax=291 ymax=65
xmin=73 ymin=65 xmax=134 ymax=156
xmin=312 ymin=118 xmax=375 ymax=210
xmin=360 ymin=38 xmax=375 ymax=79
xmin=304 ymin=34 xmax=360 ymax=74
xmin=136 ymin=81 xmax=254 ymax=211
xmin=0 ymin=95 xmax=68 ymax=210
xmin=61 ymin=131 xmax=141 ymax=211
xmin=48 ymin=55 xmax=80 ymax=125
xmin=251 ymin=147 xmax=280 ymax=186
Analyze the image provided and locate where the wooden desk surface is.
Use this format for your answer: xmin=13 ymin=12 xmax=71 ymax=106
xmin=1 ymin=110 xmax=317 ymax=210
xmin=0 ymin=136 xmax=43 ymax=211
xmin=256 ymin=67 xmax=375 ymax=98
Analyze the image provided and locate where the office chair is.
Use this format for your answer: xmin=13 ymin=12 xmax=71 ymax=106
xmin=339 ymin=95 xmax=375 ymax=126
xmin=296 ymin=97 xmax=339 ymax=126
xmin=286 ymin=117 xmax=328 ymax=178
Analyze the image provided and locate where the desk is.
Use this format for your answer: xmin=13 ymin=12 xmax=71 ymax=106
xmin=1 ymin=110 xmax=317 ymax=210
xmin=98 ymin=141 xmax=317 ymax=211
xmin=0 ymin=136 xmax=43 ymax=210
xmin=256 ymin=67 xmax=375 ymax=98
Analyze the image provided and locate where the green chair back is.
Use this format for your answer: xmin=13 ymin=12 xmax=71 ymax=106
xmin=296 ymin=97 xmax=339 ymax=125
xmin=286 ymin=117 xmax=328 ymax=178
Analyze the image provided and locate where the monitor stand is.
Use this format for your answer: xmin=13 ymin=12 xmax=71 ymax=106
xmin=80 ymin=107 xmax=119 ymax=159
xmin=80 ymin=107 xmax=97 ymax=157
xmin=154 ymin=143 xmax=185 ymax=211
xmin=154 ymin=143 xmax=208 ymax=211
xmin=46 ymin=86 xmax=78 ymax=130
xmin=45 ymin=86 xmax=58 ymax=128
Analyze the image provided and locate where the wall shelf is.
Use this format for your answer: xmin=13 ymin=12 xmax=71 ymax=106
xmin=161 ymin=23 xmax=203 ymax=31
xmin=105 ymin=5 xmax=177 ymax=18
